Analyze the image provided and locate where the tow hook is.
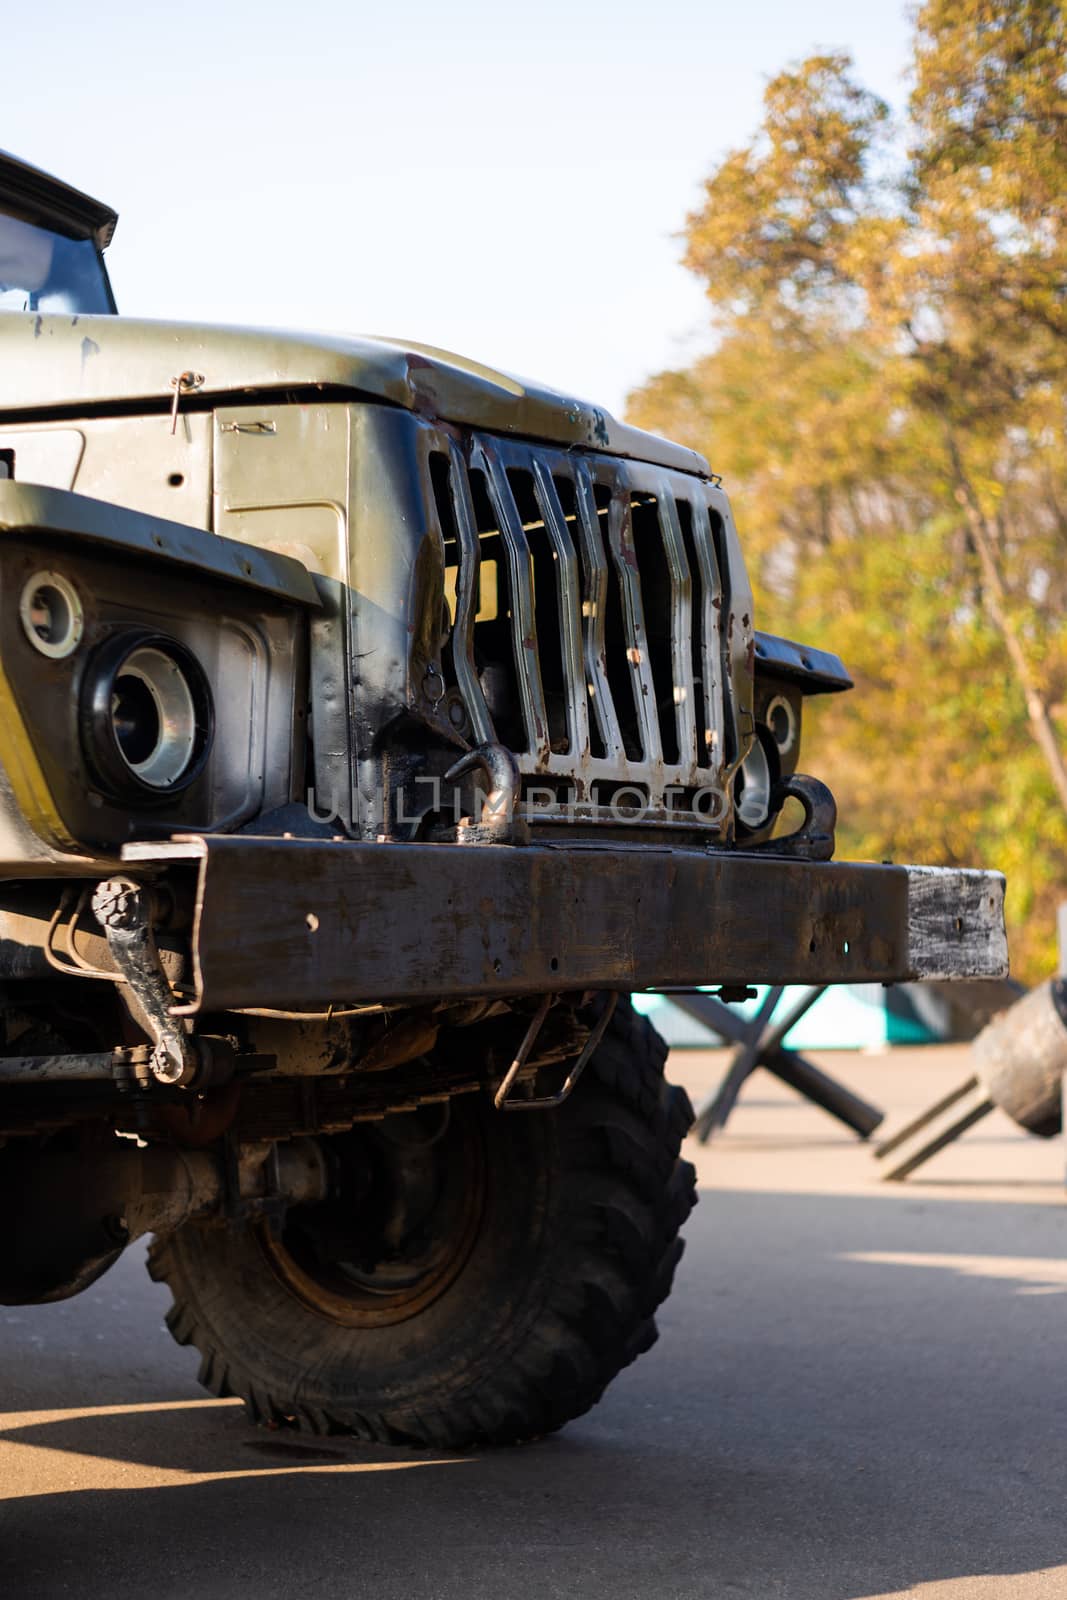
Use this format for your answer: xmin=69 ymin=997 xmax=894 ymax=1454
xmin=446 ymin=741 xmax=530 ymax=845
xmin=745 ymin=774 xmax=837 ymax=862
xmin=91 ymin=877 xmax=232 ymax=1090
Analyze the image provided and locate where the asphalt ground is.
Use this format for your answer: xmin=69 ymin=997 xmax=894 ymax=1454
xmin=2 ymin=1043 xmax=1065 ymax=1599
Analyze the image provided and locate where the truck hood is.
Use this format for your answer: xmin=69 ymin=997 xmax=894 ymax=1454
xmin=0 ymin=312 xmax=710 ymax=478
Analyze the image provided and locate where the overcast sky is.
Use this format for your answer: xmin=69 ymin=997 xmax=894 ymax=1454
xmin=7 ymin=0 xmax=911 ymax=418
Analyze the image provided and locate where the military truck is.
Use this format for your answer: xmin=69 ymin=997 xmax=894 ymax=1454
xmin=0 ymin=153 xmax=1007 ymax=1448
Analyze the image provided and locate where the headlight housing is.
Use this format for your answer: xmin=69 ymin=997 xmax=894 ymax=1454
xmin=80 ymin=629 xmax=213 ymax=800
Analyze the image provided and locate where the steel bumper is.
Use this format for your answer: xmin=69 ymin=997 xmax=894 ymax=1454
xmin=121 ymin=836 xmax=1008 ymax=1013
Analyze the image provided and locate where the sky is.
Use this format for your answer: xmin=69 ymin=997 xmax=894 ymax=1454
xmin=6 ymin=0 xmax=912 ymax=419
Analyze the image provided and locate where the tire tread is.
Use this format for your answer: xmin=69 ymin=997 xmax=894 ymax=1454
xmin=148 ymin=998 xmax=696 ymax=1448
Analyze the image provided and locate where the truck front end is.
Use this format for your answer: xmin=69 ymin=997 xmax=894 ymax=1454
xmin=0 ymin=155 xmax=1007 ymax=1448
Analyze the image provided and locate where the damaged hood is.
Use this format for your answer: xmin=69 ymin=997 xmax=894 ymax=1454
xmin=0 ymin=311 xmax=710 ymax=477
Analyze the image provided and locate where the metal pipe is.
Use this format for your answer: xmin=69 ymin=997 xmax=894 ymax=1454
xmin=875 ymin=1081 xmax=995 ymax=1183
xmin=874 ymin=979 xmax=1067 ymax=1182
xmin=0 ymin=1051 xmax=119 ymax=1081
xmin=973 ymin=978 xmax=1067 ymax=1138
xmin=761 ymin=1044 xmax=884 ymax=1139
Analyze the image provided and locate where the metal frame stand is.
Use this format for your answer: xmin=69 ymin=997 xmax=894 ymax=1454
xmin=666 ymin=987 xmax=885 ymax=1144
xmin=874 ymin=904 xmax=1066 ymax=1182
xmin=873 ymin=1076 xmax=994 ymax=1181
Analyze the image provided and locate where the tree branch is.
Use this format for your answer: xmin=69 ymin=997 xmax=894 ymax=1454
xmin=947 ymin=434 xmax=1067 ymax=816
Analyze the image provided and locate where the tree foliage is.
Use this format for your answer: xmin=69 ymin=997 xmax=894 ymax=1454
xmin=628 ymin=4 xmax=1067 ymax=982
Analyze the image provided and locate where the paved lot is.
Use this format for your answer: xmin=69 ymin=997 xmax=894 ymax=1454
xmin=2 ymin=1044 xmax=1066 ymax=1599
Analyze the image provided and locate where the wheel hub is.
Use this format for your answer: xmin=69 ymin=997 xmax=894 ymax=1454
xmin=260 ymin=1104 xmax=485 ymax=1328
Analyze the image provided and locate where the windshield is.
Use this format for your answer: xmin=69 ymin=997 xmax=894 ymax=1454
xmin=0 ymin=209 xmax=114 ymax=314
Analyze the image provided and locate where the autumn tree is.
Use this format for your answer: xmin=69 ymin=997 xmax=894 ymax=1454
xmin=899 ymin=0 xmax=1067 ymax=812
xmin=628 ymin=8 xmax=1067 ymax=980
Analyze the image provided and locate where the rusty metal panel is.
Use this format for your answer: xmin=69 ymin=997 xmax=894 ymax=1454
xmin=121 ymin=837 xmax=1007 ymax=1013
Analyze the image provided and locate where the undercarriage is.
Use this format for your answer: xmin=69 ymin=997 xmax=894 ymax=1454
xmin=0 ymin=843 xmax=1005 ymax=1317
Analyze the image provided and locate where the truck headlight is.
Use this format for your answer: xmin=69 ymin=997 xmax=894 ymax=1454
xmin=81 ymin=630 xmax=213 ymax=798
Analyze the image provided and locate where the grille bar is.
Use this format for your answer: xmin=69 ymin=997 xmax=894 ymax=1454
xmin=573 ymin=462 xmax=625 ymax=764
xmin=689 ymin=495 xmax=727 ymax=769
xmin=531 ymin=459 xmax=589 ymax=761
xmin=477 ymin=442 xmax=551 ymax=765
xmin=445 ymin=441 xmax=494 ymax=745
xmin=658 ymin=483 xmax=699 ymax=769
xmin=607 ymin=488 xmax=662 ymax=766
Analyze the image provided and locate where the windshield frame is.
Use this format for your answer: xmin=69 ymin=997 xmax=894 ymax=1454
xmin=0 ymin=210 xmax=117 ymax=316
xmin=0 ymin=150 xmax=117 ymax=315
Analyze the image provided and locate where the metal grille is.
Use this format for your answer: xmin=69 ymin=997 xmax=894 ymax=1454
xmin=431 ymin=434 xmax=737 ymax=830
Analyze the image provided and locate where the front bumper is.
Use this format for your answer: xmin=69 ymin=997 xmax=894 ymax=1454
xmin=121 ymin=836 xmax=1009 ymax=1014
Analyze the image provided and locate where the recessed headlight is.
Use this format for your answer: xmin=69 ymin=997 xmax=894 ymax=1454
xmin=81 ymin=630 xmax=213 ymax=799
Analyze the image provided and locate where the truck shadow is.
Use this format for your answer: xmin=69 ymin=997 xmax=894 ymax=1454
xmin=2 ymin=1186 xmax=1067 ymax=1598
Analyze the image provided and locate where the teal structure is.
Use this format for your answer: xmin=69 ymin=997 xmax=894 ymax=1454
xmin=633 ymin=984 xmax=937 ymax=1050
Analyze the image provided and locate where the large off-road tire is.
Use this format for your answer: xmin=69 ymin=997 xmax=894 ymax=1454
xmin=147 ymin=999 xmax=696 ymax=1448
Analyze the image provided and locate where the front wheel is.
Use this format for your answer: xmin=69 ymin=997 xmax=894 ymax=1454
xmin=148 ymin=999 xmax=696 ymax=1448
